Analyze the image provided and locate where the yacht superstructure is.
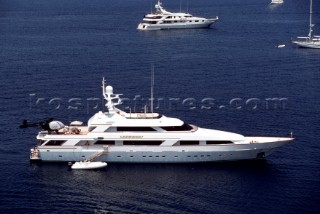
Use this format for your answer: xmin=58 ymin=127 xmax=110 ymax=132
xmin=137 ymin=1 xmax=218 ymax=30
xmin=28 ymin=78 xmax=293 ymax=163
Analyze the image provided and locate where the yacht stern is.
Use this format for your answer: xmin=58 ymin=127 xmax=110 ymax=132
xmin=30 ymin=148 xmax=41 ymax=161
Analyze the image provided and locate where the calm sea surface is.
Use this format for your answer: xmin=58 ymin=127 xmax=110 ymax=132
xmin=1 ymin=0 xmax=320 ymax=213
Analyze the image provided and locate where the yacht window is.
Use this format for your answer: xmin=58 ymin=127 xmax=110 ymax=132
xmin=88 ymin=126 xmax=96 ymax=132
xmin=206 ymin=141 xmax=233 ymax=145
xmin=76 ymin=140 xmax=91 ymax=146
xmin=148 ymin=16 xmax=162 ymax=19
xmin=161 ymin=123 xmax=193 ymax=131
xmin=202 ymin=20 xmax=204 ymax=22
xmin=195 ymin=20 xmax=199 ymax=22
xmin=95 ymin=140 xmax=115 ymax=145
xmin=123 ymin=141 xmax=163 ymax=145
xmin=179 ymin=141 xmax=199 ymax=145
xmin=117 ymin=127 xmax=156 ymax=131
xmin=38 ymin=140 xmax=45 ymax=145
xmin=45 ymin=140 xmax=66 ymax=146
xmin=104 ymin=127 xmax=117 ymax=132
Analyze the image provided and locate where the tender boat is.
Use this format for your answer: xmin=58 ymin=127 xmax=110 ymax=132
xmin=24 ymin=78 xmax=293 ymax=163
xmin=71 ymin=161 xmax=107 ymax=170
xmin=292 ymin=0 xmax=320 ymax=49
xmin=270 ymin=0 xmax=284 ymax=5
xmin=276 ymin=44 xmax=285 ymax=48
xmin=137 ymin=1 xmax=218 ymax=30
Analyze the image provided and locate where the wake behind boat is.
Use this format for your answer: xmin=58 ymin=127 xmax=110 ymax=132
xmin=137 ymin=1 xmax=218 ymax=30
xmin=23 ymin=78 xmax=293 ymax=163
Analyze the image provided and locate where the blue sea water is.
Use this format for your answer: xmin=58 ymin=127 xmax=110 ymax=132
xmin=1 ymin=0 xmax=320 ymax=213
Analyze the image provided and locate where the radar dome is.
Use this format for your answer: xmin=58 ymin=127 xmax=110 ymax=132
xmin=106 ymin=85 xmax=113 ymax=94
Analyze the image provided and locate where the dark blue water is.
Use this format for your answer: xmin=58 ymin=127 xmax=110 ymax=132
xmin=1 ymin=0 xmax=320 ymax=213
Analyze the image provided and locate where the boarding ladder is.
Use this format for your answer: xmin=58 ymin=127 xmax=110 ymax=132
xmin=85 ymin=146 xmax=109 ymax=162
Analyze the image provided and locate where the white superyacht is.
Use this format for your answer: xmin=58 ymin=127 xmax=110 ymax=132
xmin=26 ymin=78 xmax=293 ymax=163
xmin=137 ymin=1 xmax=218 ymax=30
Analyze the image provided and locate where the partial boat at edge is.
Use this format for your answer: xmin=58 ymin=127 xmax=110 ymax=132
xmin=292 ymin=0 xmax=320 ymax=48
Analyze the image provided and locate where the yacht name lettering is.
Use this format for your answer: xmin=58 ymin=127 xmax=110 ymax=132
xmin=120 ymin=136 xmax=143 ymax=139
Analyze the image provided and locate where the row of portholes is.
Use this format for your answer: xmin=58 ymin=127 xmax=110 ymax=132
xmin=114 ymin=154 xmax=231 ymax=158
xmin=59 ymin=154 xmax=231 ymax=158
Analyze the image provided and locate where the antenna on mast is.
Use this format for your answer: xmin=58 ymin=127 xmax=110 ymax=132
xmin=309 ymin=0 xmax=313 ymax=39
xmin=187 ymin=0 xmax=189 ymax=13
xmin=150 ymin=63 xmax=155 ymax=114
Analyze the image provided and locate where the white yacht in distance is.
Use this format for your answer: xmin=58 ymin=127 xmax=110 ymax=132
xmin=137 ymin=1 xmax=218 ymax=30
xmin=292 ymin=0 xmax=320 ymax=48
xmin=25 ymin=78 xmax=293 ymax=163
xmin=270 ymin=0 xmax=284 ymax=4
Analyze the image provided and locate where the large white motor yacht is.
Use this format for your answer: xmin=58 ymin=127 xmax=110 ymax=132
xmin=137 ymin=1 xmax=218 ymax=30
xmin=27 ymin=78 xmax=293 ymax=163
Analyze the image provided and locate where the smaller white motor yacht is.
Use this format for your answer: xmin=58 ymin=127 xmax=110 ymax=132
xmin=137 ymin=1 xmax=218 ymax=30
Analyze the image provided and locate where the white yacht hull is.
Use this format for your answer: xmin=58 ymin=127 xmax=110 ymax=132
xmin=137 ymin=20 xmax=217 ymax=31
xmin=292 ymin=41 xmax=320 ymax=49
xmin=33 ymin=138 xmax=292 ymax=163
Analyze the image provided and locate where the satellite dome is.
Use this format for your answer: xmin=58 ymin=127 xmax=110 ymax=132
xmin=49 ymin=121 xmax=65 ymax=130
xmin=106 ymin=85 xmax=113 ymax=94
